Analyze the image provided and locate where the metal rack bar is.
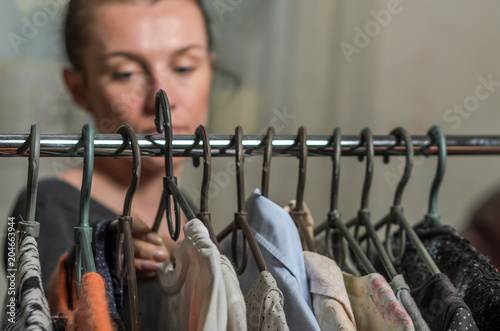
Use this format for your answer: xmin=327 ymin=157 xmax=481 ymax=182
xmin=1 ymin=133 xmax=500 ymax=157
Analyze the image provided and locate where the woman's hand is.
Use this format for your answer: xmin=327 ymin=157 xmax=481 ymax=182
xmin=131 ymin=216 xmax=169 ymax=279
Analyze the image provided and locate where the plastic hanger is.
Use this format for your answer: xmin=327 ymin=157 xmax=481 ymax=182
xmin=230 ymin=126 xmax=267 ymax=274
xmin=352 ymin=127 xmax=398 ymax=279
xmin=314 ymin=127 xmax=377 ymax=274
xmin=184 ymin=124 xmax=220 ymax=250
xmin=422 ymin=125 xmax=446 ymax=228
xmin=109 ymin=124 xmax=141 ymax=331
xmin=286 ymin=127 xmax=315 ymax=252
xmin=216 ymin=127 xmax=274 ymax=242
xmin=377 ymin=127 xmax=440 ymax=275
xmin=261 ymin=127 xmax=275 ymax=198
xmin=16 ymin=123 xmax=41 ymax=237
xmin=151 ymin=89 xmax=196 ymax=239
xmin=73 ymin=123 xmax=97 ymax=298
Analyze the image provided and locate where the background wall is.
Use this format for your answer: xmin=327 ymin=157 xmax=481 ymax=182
xmin=1 ymin=0 xmax=500 ymax=300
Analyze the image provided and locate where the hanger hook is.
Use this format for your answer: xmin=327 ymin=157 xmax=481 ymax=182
xmin=296 ymin=126 xmax=307 ymax=210
xmin=261 ymin=127 xmax=275 ymax=198
xmin=384 ymin=127 xmax=413 ymax=264
xmin=359 ymin=127 xmax=374 ymax=210
xmin=390 ymin=127 xmax=414 ymax=206
xmin=16 ymin=123 xmax=41 ymax=237
xmin=114 ymin=125 xmax=141 ymax=217
xmin=424 ymin=125 xmax=446 ymax=226
xmin=232 ymin=126 xmax=249 ymax=273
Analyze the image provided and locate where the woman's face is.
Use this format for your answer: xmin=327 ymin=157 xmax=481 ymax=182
xmin=65 ymin=0 xmax=211 ymax=171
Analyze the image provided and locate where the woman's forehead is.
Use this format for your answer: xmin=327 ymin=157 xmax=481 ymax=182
xmin=88 ymin=1 xmax=208 ymax=59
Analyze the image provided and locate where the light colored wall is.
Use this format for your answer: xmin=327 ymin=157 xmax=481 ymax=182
xmin=2 ymin=0 xmax=500 ymax=307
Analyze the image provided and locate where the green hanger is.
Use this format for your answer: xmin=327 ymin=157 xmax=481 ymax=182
xmin=423 ymin=125 xmax=446 ymax=227
xmin=73 ymin=123 xmax=96 ymax=298
xmin=16 ymin=123 xmax=41 ymax=237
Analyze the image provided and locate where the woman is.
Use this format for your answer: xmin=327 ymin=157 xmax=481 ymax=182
xmin=8 ymin=0 xmax=214 ymax=328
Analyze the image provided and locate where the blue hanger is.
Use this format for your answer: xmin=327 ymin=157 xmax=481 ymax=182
xmin=73 ymin=123 xmax=96 ymax=298
xmin=16 ymin=123 xmax=41 ymax=237
xmin=151 ymin=89 xmax=195 ymax=240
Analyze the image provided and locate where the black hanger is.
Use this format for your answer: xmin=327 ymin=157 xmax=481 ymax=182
xmin=151 ymin=89 xmax=196 ymax=239
xmin=230 ymin=126 xmax=267 ymax=274
xmin=184 ymin=125 xmax=220 ymax=250
xmin=314 ymin=127 xmax=377 ymax=274
xmin=352 ymin=127 xmax=398 ymax=279
xmin=73 ymin=123 xmax=97 ymax=298
xmin=422 ymin=125 xmax=446 ymax=228
xmin=16 ymin=123 xmax=41 ymax=237
xmin=109 ymin=124 xmax=141 ymax=331
xmin=286 ymin=127 xmax=315 ymax=252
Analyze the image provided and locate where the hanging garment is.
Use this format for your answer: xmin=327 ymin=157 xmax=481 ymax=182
xmin=46 ymin=252 xmax=115 ymax=331
xmin=245 ymin=270 xmax=289 ymax=331
xmin=394 ymin=224 xmax=499 ymax=331
xmin=92 ymin=219 xmax=125 ymax=330
xmin=343 ymin=272 xmax=415 ymax=331
xmin=2 ymin=231 xmax=52 ymax=331
xmin=390 ymin=275 xmax=430 ymax=331
xmin=157 ymin=218 xmax=228 ymax=331
xmin=220 ymin=255 xmax=247 ymax=331
xmin=283 ymin=200 xmax=314 ymax=241
xmin=221 ymin=188 xmax=320 ymax=331
xmin=409 ymin=273 xmax=478 ymax=331
xmin=303 ymin=251 xmax=357 ymax=331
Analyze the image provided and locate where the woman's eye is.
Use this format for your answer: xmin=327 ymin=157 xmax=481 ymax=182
xmin=174 ymin=66 xmax=195 ymax=74
xmin=113 ymin=71 xmax=135 ymax=81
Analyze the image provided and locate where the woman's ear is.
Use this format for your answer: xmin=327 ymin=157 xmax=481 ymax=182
xmin=63 ymin=68 xmax=90 ymax=110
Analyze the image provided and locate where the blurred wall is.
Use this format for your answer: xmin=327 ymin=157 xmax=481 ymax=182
xmin=2 ymin=0 xmax=500 ymax=295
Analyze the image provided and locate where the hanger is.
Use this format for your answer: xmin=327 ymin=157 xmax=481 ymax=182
xmin=422 ymin=125 xmax=446 ymax=228
xmin=184 ymin=124 xmax=220 ymax=250
xmin=352 ymin=127 xmax=398 ymax=279
xmin=377 ymin=127 xmax=440 ymax=275
xmin=230 ymin=126 xmax=267 ymax=274
xmin=73 ymin=123 xmax=97 ymax=298
xmin=151 ymin=89 xmax=196 ymax=240
xmin=314 ymin=127 xmax=377 ymax=274
xmin=215 ymin=127 xmax=274 ymax=242
xmin=109 ymin=124 xmax=141 ymax=331
xmin=286 ymin=126 xmax=315 ymax=252
xmin=16 ymin=123 xmax=41 ymax=237
xmin=261 ymin=127 xmax=275 ymax=198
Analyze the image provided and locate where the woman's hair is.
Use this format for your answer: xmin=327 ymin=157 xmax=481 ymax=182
xmin=64 ymin=0 xmax=213 ymax=70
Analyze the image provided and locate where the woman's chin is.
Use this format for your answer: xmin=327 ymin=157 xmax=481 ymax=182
xmin=140 ymin=156 xmax=186 ymax=176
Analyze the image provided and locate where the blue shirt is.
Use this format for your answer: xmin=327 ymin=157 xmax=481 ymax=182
xmin=221 ymin=188 xmax=320 ymax=331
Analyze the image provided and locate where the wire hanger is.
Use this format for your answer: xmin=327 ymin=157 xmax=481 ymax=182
xmin=16 ymin=123 xmax=41 ymax=237
xmin=151 ymin=89 xmax=196 ymax=239
xmin=73 ymin=123 xmax=97 ymax=298
xmin=422 ymin=125 xmax=446 ymax=228
xmin=314 ymin=127 xmax=377 ymax=274
xmin=286 ymin=126 xmax=315 ymax=252
xmin=230 ymin=126 xmax=267 ymax=274
xmin=352 ymin=127 xmax=398 ymax=279
xmin=184 ymin=124 xmax=220 ymax=250
xmin=109 ymin=124 xmax=141 ymax=331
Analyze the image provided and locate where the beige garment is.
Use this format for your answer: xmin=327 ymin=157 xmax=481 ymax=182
xmin=244 ymin=271 xmax=290 ymax=331
xmin=220 ymin=255 xmax=247 ymax=331
xmin=343 ymin=272 xmax=415 ymax=331
xmin=157 ymin=219 xmax=228 ymax=331
xmin=303 ymin=251 xmax=357 ymax=331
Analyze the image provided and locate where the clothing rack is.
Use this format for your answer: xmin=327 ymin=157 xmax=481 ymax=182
xmin=1 ymin=133 xmax=500 ymax=157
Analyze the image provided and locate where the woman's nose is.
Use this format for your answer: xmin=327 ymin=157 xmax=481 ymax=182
xmin=144 ymin=72 xmax=179 ymax=117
